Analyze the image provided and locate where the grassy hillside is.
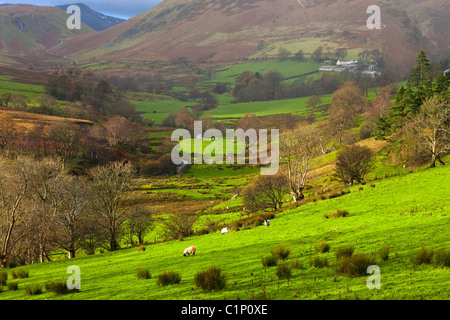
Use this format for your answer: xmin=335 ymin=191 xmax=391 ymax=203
xmin=0 ymin=164 xmax=448 ymax=300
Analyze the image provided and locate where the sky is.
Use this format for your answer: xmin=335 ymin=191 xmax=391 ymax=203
xmin=0 ymin=0 xmax=165 ymax=19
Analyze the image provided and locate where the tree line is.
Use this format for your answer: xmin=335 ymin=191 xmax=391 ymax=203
xmin=0 ymin=158 xmax=153 ymax=268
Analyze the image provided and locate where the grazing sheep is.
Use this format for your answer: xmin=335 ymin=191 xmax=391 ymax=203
xmin=183 ymin=246 xmax=196 ymax=257
xmin=264 ymin=219 xmax=270 ymax=228
xmin=221 ymin=227 xmax=231 ymax=235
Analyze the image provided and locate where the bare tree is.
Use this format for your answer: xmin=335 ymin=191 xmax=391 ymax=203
xmin=332 ymin=145 xmax=374 ymax=185
xmin=88 ymin=161 xmax=136 ymax=251
xmin=124 ymin=205 xmax=155 ymax=246
xmin=280 ymin=125 xmax=320 ymax=202
xmin=329 ymin=81 xmax=368 ymax=144
xmin=242 ymin=173 xmax=288 ymax=212
xmin=0 ymin=157 xmax=32 ymax=267
xmin=407 ymin=96 xmax=450 ymax=168
xmin=51 ymin=174 xmax=92 ymax=259
xmin=162 ymin=212 xmax=198 ymax=240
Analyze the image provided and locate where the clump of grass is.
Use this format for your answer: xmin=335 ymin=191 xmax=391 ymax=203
xmin=194 ymin=265 xmax=227 ymax=291
xmin=25 ymin=284 xmax=43 ymax=296
xmin=275 ymin=262 xmax=292 ymax=279
xmin=7 ymin=281 xmax=18 ymax=291
xmin=0 ymin=271 xmax=7 ymax=286
xmin=136 ymin=267 xmax=151 ymax=280
xmin=261 ymin=255 xmax=277 ymax=268
xmin=309 ymin=255 xmax=329 ymax=268
xmin=335 ymin=245 xmax=355 ymax=259
xmin=11 ymin=269 xmax=28 ymax=279
xmin=156 ymin=271 xmax=181 ymax=286
xmin=271 ymin=245 xmax=292 ymax=261
xmin=337 ymin=254 xmax=377 ymax=277
xmin=411 ymin=245 xmax=434 ymax=267
xmin=324 ymin=209 xmax=349 ymax=219
xmin=136 ymin=245 xmax=146 ymax=252
xmin=45 ymin=280 xmax=76 ymax=295
xmin=379 ymin=245 xmax=390 ymax=261
xmin=291 ymin=259 xmax=304 ymax=270
xmin=316 ymin=240 xmax=330 ymax=254
xmin=432 ymin=248 xmax=450 ymax=268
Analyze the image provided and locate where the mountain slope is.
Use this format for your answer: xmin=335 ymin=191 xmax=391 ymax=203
xmin=52 ymin=0 xmax=450 ymax=73
xmin=56 ymin=3 xmax=125 ymax=32
xmin=0 ymin=4 xmax=94 ymax=67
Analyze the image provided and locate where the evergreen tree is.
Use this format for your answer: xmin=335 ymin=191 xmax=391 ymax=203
xmin=408 ymin=50 xmax=432 ymax=88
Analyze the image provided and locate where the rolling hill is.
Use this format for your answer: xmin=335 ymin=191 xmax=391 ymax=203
xmin=0 ymin=161 xmax=448 ymax=300
xmin=51 ymin=0 xmax=450 ymax=74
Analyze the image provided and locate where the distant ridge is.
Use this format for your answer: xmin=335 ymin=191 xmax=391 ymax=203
xmin=56 ymin=3 xmax=125 ymax=31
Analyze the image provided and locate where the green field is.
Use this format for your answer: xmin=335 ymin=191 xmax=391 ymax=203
xmin=209 ymin=60 xmax=322 ymax=84
xmin=209 ymin=95 xmax=332 ymax=119
xmin=1 ymin=164 xmax=448 ymax=300
xmin=0 ymin=76 xmax=46 ymax=101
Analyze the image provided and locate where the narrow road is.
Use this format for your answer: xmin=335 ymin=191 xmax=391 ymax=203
xmin=45 ymin=39 xmax=78 ymax=64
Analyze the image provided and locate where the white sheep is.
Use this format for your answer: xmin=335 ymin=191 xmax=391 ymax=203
xmin=183 ymin=246 xmax=196 ymax=257
xmin=221 ymin=227 xmax=231 ymax=235
xmin=264 ymin=219 xmax=270 ymax=228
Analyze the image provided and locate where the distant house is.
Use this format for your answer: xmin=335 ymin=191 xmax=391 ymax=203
xmin=336 ymin=60 xmax=358 ymax=66
xmin=333 ymin=66 xmax=347 ymax=72
xmin=319 ymin=65 xmax=348 ymax=72
xmin=319 ymin=66 xmax=335 ymax=72
xmin=361 ymin=70 xmax=379 ymax=78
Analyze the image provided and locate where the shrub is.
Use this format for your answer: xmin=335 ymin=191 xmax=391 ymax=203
xmin=156 ymin=271 xmax=181 ymax=286
xmin=0 ymin=271 xmax=7 ymax=286
xmin=324 ymin=209 xmax=349 ymax=219
xmin=275 ymin=262 xmax=292 ymax=279
xmin=336 ymin=245 xmax=355 ymax=260
xmin=45 ymin=281 xmax=72 ymax=295
xmin=379 ymin=245 xmax=390 ymax=261
xmin=25 ymin=284 xmax=43 ymax=296
xmin=11 ymin=269 xmax=28 ymax=279
xmin=7 ymin=281 xmax=18 ymax=291
xmin=309 ymin=255 xmax=329 ymax=268
xmin=136 ymin=267 xmax=151 ymax=280
xmin=432 ymin=249 xmax=450 ymax=268
xmin=337 ymin=254 xmax=377 ymax=277
xmin=194 ymin=266 xmax=227 ymax=291
xmin=316 ymin=240 xmax=330 ymax=254
xmin=271 ymin=245 xmax=292 ymax=261
xmin=411 ymin=245 xmax=434 ymax=266
xmin=261 ymin=255 xmax=277 ymax=268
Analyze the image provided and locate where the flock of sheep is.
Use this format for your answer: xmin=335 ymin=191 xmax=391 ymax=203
xmin=183 ymin=219 xmax=270 ymax=257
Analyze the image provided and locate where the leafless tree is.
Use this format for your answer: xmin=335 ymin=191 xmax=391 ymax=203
xmin=242 ymin=173 xmax=288 ymax=212
xmin=0 ymin=157 xmax=33 ymax=267
xmin=88 ymin=161 xmax=136 ymax=251
xmin=280 ymin=125 xmax=320 ymax=202
xmin=332 ymin=144 xmax=374 ymax=185
xmin=162 ymin=212 xmax=198 ymax=240
xmin=407 ymin=96 xmax=450 ymax=168
xmin=329 ymin=81 xmax=368 ymax=144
